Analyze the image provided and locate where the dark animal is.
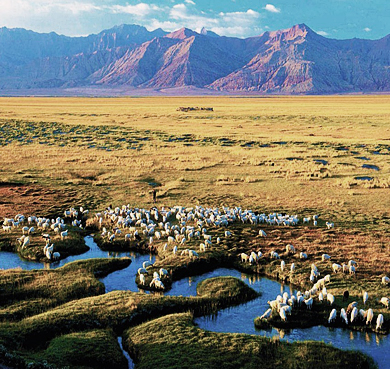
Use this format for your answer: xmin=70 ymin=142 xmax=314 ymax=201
xmin=343 ymin=290 xmax=349 ymax=301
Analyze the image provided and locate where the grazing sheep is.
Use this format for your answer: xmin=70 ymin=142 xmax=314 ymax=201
xmin=332 ymin=263 xmax=342 ymax=273
xmin=270 ymin=251 xmax=280 ymax=259
xmin=22 ymin=236 xmax=30 ymax=248
xmin=382 ymin=276 xmax=390 ymax=285
xmin=304 ymin=297 xmax=313 ymax=310
xmin=340 ymin=308 xmax=348 ymax=324
xmin=328 ymin=309 xmax=337 ymax=324
xmin=22 ymin=226 xmax=29 ymax=235
xmin=52 ymin=252 xmax=60 ymax=260
xmin=348 ymin=260 xmax=357 ymax=267
xmin=259 ymin=230 xmax=267 ymax=237
xmin=342 ymin=264 xmax=349 ymax=273
xmin=299 ymin=252 xmax=307 ymax=259
xmin=359 ymin=309 xmax=366 ymax=320
xmin=349 ymin=265 xmax=356 ymax=275
xmin=290 ymin=263 xmax=295 ymax=273
xmin=346 ymin=301 xmax=357 ymax=314
xmin=159 ymin=268 xmax=168 ymax=278
xmin=240 ymin=253 xmax=249 ymax=263
xmin=318 ymin=292 xmax=324 ymax=303
xmin=322 ymin=254 xmax=331 ymax=261
xmin=280 ymin=260 xmax=285 ymax=272
xmin=28 ymin=227 xmax=35 ymax=234
xmin=138 ymin=267 xmax=148 ymax=275
xmin=327 ymin=293 xmax=335 ymax=305
xmin=324 ymin=274 xmax=331 ymax=283
xmin=173 ymin=245 xmax=178 ymax=255
xmin=380 ymin=297 xmax=389 ymax=309
xmin=363 ymin=291 xmax=368 ymax=305
xmin=259 ymin=308 xmax=272 ymax=320
xmin=376 ymin=314 xmax=384 ymax=330
xmin=2 ymin=225 xmax=12 ymax=233
xmin=326 ymin=222 xmax=334 ymax=229
xmin=279 ymin=307 xmax=287 ymax=321
xmin=189 ymin=250 xmax=199 ymax=258
xmin=286 ymin=244 xmax=295 ymax=254
xmin=142 ymin=260 xmax=153 ymax=269
xmin=60 ymin=230 xmax=68 ymax=240
xmin=366 ymin=308 xmax=374 ymax=325
xmin=268 ymin=300 xmax=279 ymax=311
xmin=350 ymin=307 xmax=358 ymax=323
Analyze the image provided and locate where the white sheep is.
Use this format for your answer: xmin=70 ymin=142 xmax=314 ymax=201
xmin=22 ymin=236 xmax=30 ymax=248
xmin=366 ymin=308 xmax=374 ymax=325
xmin=142 ymin=260 xmax=153 ymax=269
xmin=376 ymin=314 xmax=384 ymax=330
xmin=286 ymin=244 xmax=295 ymax=254
xmin=159 ymin=268 xmax=168 ymax=278
xmin=279 ymin=307 xmax=287 ymax=321
xmin=22 ymin=226 xmax=29 ymax=235
xmin=259 ymin=308 xmax=272 ymax=320
xmin=326 ymin=222 xmax=334 ymax=229
xmin=270 ymin=251 xmax=280 ymax=259
xmin=382 ymin=276 xmax=390 ymax=285
xmin=340 ymin=308 xmax=348 ymax=324
xmin=327 ymin=293 xmax=335 ymax=305
xmin=173 ymin=245 xmax=178 ymax=255
xmin=259 ymin=229 xmax=267 ymax=237
xmin=52 ymin=252 xmax=60 ymax=260
xmin=322 ymin=254 xmax=331 ymax=261
xmin=380 ymin=297 xmax=389 ymax=309
xmin=332 ymin=263 xmax=342 ymax=273
xmin=138 ymin=267 xmax=148 ymax=275
xmin=304 ymin=297 xmax=313 ymax=310
xmin=240 ymin=253 xmax=249 ymax=263
xmin=299 ymin=252 xmax=307 ymax=259
xmin=28 ymin=227 xmax=35 ymax=234
xmin=349 ymin=265 xmax=356 ymax=274
xmin=280 ymin=260 xmax=285 ymax=272
xmin=189 ymin=250 xmax=198 ymax=258
xmin=139 ymin=273 xmax=146 ymax=285
xmin=60 ymin=230 xmax=68 ymax=240
xmin=290 ymin=263 xmax=295 ymax=273
xmin=350 ymin=307 xmax=358 ymax=323
xmin=328 ymin=308 xmax=337 ymax=324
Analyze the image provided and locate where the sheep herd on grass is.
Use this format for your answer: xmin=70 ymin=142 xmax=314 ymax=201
xmin=1 ymin=208 xmax=86 ymax=261
xmin=1 ymin=203 xmax=389 ymax=333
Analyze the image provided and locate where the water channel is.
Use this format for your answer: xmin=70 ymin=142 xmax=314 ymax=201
xmin=0 ymin=236 xmax=389 ymax=368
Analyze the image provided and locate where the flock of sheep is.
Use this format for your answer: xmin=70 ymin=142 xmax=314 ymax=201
xmin=1 ymin=207 xmax=87 ymax=261
xmin=1 ymin=203 xmax=389 ymax=334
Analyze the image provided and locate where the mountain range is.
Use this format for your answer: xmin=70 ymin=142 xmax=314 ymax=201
xmin=1 ymin=23 xmax=390 ymax=94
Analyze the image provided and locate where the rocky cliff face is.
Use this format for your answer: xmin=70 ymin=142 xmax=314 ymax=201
xmin=1 ymin=23 xmax=390 ymax=94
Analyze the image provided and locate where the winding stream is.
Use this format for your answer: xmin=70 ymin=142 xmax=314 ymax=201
xmin=0 ymin=236 xmax=389 ymax=368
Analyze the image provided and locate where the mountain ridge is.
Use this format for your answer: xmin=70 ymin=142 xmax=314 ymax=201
xmin=1 ymin=23 xmax=390 ymax=94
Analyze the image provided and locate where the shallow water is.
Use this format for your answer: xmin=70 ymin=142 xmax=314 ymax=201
xmin=1 ymin=238 xmax=389 ymax=367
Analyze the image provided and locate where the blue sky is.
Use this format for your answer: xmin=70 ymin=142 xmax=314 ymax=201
xmin=1 ymin=0 xmax=389 ymax=40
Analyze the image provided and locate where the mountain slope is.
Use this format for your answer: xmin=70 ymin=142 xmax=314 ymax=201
xmin=1 ymin=23 xmax=390 ymax=94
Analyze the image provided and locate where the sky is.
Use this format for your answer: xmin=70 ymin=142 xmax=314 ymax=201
xmin=0 ymin=0 xmax=389 ymax=40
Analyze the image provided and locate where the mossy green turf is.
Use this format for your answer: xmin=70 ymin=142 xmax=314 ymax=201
xmin=124 ymin=312 xmax=376 ymax=369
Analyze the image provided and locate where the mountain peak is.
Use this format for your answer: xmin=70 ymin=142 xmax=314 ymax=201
xmin=166 ymin=27 xmax=198 ymax=39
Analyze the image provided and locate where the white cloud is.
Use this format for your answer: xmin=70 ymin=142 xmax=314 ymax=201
xmin=0 ymin=0 xmax=263 ymax=38
xmin=317 ymin=31 xmax=329 ymax=36
xmin=264 ymin=4 xmax=280 ymax=13
xmin=110 ymin=3 xmax=161 ymax=17
xmin=363 ymin=27 xmax=371 ymax=32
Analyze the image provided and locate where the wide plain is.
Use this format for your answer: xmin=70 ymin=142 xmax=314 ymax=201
xmin=0 ymin=95 xmax=389 ymax=368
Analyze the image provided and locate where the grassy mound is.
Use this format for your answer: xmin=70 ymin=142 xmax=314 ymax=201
xmin=124 ymin=312 xmax=376 ymax=369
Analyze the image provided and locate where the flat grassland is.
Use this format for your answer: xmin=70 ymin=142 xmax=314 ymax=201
xmin=0 ymin=96 xmax=389 ymax=368
xmin=1 ymin=95 xmax=390 ymax=219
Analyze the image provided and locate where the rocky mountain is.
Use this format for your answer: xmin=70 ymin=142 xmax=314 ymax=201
xmin=1 ymin=23 xmax=390 ymax=94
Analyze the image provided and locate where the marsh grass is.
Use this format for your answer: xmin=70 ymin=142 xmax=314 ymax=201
xmin=124 ymin=312 xmax=376 ymax=369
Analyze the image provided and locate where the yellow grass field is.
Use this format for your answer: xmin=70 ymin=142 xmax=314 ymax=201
xmin=0 ymin=95 xmax=390 ymax=224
